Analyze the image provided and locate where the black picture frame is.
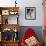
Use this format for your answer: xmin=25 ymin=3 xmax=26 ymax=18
xmin=25 ymin=7 xmax=36 ymax=20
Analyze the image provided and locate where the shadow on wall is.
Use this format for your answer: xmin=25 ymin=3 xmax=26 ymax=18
xmin=18 ymin=26 xmax=43 ymax=44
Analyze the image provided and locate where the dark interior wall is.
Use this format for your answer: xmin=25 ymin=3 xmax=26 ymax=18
xmin=18 ymin=26 xmax=44 ymax=43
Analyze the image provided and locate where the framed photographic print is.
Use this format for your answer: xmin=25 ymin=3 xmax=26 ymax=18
xmin=2 ymin=10 xmax=9 ymax=15
xmin=25 ymin=7 xmax=36 ymax=20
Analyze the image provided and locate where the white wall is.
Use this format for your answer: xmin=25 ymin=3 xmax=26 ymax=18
xmin=0 ymin=0 xmax=43 ymax=26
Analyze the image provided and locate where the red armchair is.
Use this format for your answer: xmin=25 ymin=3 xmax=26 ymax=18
xmin=21 ymin=28 xmax=41 ymax=46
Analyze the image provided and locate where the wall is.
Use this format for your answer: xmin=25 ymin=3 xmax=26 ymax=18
xmin=18 ymin=26 xmax=43 ymax=44
xmin=0 ymin=0 xmax=43 ymax=26
xmin=18 ymin=0 xmax=43 ymax=26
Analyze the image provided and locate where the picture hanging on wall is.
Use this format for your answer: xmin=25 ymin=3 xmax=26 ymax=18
xmin=25 ymin=7 xmax=36 ymax=20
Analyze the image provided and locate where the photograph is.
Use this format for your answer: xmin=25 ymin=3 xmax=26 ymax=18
xmin=25 ymin=7 xmax=36 ymax=20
